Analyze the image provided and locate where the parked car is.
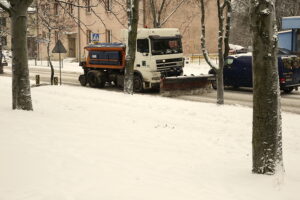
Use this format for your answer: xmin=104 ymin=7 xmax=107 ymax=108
xmin=209 ymin=49 xmax=300 ymax=93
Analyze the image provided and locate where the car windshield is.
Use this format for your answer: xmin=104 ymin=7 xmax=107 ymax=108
xmin=151 ymin=38 xmax=183 ymax=55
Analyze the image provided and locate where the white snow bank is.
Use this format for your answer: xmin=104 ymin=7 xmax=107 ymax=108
xmin=0 ymin=76 xmax=300 ymax=200
xmin=229 ymin=44 xmax=245 ymax=51
xmin=28 ymin=59 xmax=83 ymax=73
xmin=183 ymin=59 xmax=215 ymax=75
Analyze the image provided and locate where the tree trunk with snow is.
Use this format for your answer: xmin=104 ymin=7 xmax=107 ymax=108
xmin=250 ymin=0 xmax=283 ymax=175
xmin=124 ymin=0 xmax=139 ymax=94
xmin=7 ymin=0 xmax=34 ymax=110
xmin=200 ymin=0 xmax=231 ymax=105
xmin=47 ymin=29 xmax=54 ymax=85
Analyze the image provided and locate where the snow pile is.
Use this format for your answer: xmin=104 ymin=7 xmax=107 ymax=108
xmin=229 ymin=44 xmax=245 ymax=51
xmin=0 ymin=76 xmax=300 ymax=200
xmin=183 ymin=59 xmax=214 ymax=75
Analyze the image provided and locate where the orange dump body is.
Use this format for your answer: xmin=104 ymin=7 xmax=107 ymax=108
xmin=84 ymin=44 xmax=126 ymax=70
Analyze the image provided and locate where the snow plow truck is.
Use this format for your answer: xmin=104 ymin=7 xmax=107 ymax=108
xmin=79 ymin=28 xmax=214 ymax=94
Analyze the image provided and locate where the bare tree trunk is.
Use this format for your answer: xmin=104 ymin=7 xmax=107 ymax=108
xmin=251 ymin=0 xmax=283 ymax=175
xmin=216 ymin=0 xmax=225 ymax=105
xmin=124 ymin=0 xmax=139 ymax=94
xmin=47 ymin=29 xmax=54 ymax=85
xmin=0 ymin=44 xmax=3 ymax=74
xmin=11 ymin=1 xmax=33 ymax=110
xmin=223 ymin=0 xmax=232 ymax=59
xmin=149 ymin=0 xmax=185 ymax=28
xmin=150 ymin=0 xmax=159 ymax=27
xmin=200 ymin=0 xmax=231 ymax=105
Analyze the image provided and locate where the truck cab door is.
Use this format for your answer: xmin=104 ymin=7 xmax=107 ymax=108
xmin=135 ymin=39 xmax=151 ymax=70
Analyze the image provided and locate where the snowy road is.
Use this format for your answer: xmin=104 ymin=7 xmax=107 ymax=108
xmin=2 ymin=65 xmax=300 ymax=114
xmin=178 ymin=88 xmax=300 ymax=114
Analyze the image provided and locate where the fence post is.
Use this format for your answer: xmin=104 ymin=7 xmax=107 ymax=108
xmin=54 ymin=77 xmax=58 ymax=85
xmin=35 ymin=75 xmax=40 ymax=86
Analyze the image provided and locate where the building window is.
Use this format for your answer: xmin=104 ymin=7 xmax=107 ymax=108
xmin=105 ymin=0 xmax=112 ymax=11
xmin=86 ymin=30 xmax=92 ymax=44
xmin=106 ymin=29 xmax=112 ymax=43
xmin=0 ymin=17 xmax=6 ymax=27
xmin=54 ymin=2 xmax=59 ymax=15
xmin=55 ymin=31 xmax=59 ymax=42
xmin=297 ymin=31 xmax=300 ymax=52
xmin=86 ymin=0 xmax=91 ymax=12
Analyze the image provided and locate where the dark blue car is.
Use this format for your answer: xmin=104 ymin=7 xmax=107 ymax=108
xmin=209 ymin=49 xmax=300 ymax=93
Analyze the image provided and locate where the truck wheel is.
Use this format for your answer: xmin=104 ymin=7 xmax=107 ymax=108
xmin=134 ymin=74 xmax=144 ymax=93
xmin=87 ymin=71 xmax=105 ymax=88
xmin=283 ymin=87 xmax=293 ymax=93
xmin=79 ymin=75 xmax=87 ymax=86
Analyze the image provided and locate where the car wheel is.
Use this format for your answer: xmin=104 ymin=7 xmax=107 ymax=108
xmin=211 ymin=80 xmax=217 ymax=90
xmin=232 ymin=84 xmax=239 ymax=90
xmin=283 ymin=87 xmax=293 ymax=93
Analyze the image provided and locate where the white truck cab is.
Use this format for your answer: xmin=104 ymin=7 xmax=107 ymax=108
xmin=121 ymin=28 xmax=185 ymax=89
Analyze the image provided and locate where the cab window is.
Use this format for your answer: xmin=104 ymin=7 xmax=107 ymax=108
xmin=137 ymin=39 xmax=149 ymax=53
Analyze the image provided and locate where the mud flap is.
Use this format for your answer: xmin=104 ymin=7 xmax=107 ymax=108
xmin=160 ymin=75 xmax=215 ymax=96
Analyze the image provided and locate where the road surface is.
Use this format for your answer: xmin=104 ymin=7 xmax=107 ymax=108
xmin=2 ymin=66 xmax=300 ymax=114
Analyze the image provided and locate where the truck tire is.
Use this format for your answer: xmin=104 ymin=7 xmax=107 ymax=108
xmin=87 ymin=70 xmax=105 ymax=88
xmin=133 ymin=74 xmax=144 ymax=93
xmin=79 ymin=75 xmax=87 ymax=86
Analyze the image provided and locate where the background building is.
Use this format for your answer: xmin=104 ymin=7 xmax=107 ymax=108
xmin=1 ymin=0 xmax=219 ymax=61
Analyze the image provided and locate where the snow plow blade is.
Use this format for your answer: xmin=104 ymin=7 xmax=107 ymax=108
xmin=160 ymin=75 xmax=215 ymax=96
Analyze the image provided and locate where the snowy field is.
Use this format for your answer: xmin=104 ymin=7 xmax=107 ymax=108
xmin=1 ymin=72 xmax=300 ymax=199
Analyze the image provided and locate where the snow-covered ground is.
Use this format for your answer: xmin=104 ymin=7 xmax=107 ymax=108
xmin=27 ymin=59 xmax=83 ymax=73
xmin=1 ymin=72 xmax=300 ymax=199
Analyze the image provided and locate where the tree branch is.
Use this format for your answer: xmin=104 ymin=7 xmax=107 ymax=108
xmin=160 ymin=0 xmax=185 ymax=28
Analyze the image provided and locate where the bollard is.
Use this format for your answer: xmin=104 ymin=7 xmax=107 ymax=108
xmin=53 ymin=77 xmax=58 ymax=85
xmin=35 ymin=75 xmax=40 ymax=86
xmin=0 ymin=65 xmax=3 ymax=74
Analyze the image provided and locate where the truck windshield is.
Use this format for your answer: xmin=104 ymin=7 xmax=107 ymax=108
xmin=151 ymin=38 xmax=183 ymax=55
